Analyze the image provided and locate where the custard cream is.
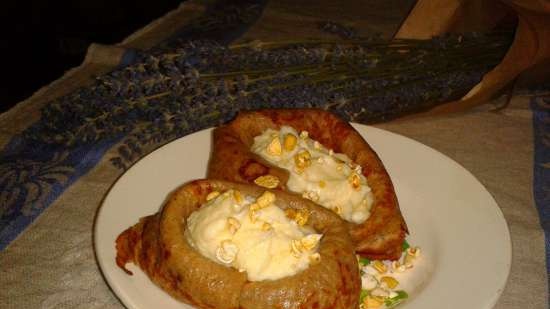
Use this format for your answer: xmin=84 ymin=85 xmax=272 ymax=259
xmin=185 ymin=190 xmax=322 ymax=281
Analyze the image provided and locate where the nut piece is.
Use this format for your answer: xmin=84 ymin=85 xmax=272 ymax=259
xmin=309 ymin=253 xmax=321 ymax=264
xmin=370 ymin=287 xmax=390 ymax=298
xmin=391 ymin=261 xmax=406 ymax=273
xmin=299 ymin=130 xmax=309 ymax=139
xmin=216 ymin=240 xmax=239 ymax=264
xmin=206 ymin=191 xmax=220 ymax=201
xmin=407 ymin=247 xmax=421 ymax=257
xmin=301 ymin=234 xmax=322 ymax=251
xmin=249 ymin=191 xmax=276 ymax=222
xmin=380 ymin=276 xmax=399 ymax=289
xmin=267 ymin=137 xmax=282 ymax=156
xmin=363 ymin=295 xmax=384 ymax=308
xmin=254 ymin=175 xmax=280 ymax=189
xmin=348 ymin=173 xmax=361 ymax=190
xmin=248 ymin=209 xmax=258 ymax=223
xmin=261 ymin=222 xmax=272 ymax=231
xmin=283 ymin=133 xmax=298 ymax=151
xmin=290 ymin=239 xmax=304 ymax=257
xmin=331 ymin=205 xmax=343 ymax=216
xmin=372 ymin=260 xmax=387 ymax=274
xmin=294 ymin=209 xmax=310 ymax=226
xmin=233 ymin=190 xmax=243 ymax=204
xmin=302 ymin=191 xmax=319 ymax=202
xmin=403 ymin=247 xmax=420 ymax=268
xmin=226 ymin=217 xmax=241 ymax=234
xmin=285 ymin=208 xmax=297 ymax=220
xmin=294 ymin=150 xmax=312 ymax=169
xmin=256 ymin=191 xmax=276 ymax=208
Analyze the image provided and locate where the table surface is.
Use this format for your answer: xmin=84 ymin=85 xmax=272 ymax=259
xmin=0 ymin=1 xmax=547 ymax=308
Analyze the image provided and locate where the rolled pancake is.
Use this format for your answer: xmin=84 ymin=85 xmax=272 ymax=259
xmin=116 ymin=179 xmax=360 ymax=309
xmin=207 ymin=109 xmax=408 ymax=260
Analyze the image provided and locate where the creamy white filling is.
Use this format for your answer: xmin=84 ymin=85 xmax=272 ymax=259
xmin=251 ymin=126 xmax=374 ymax=223
xmin=185 ymin=190 xmax=322 ymax=281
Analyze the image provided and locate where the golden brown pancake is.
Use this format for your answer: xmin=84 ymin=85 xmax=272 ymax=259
xmin=116 ymin=179 xmax=361 ymax=309
xmin=207 ymin=109 xmax=408 ymax=260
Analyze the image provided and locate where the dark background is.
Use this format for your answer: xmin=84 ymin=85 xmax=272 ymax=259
xmin=0 ymin=1 xmax=183 ymax=112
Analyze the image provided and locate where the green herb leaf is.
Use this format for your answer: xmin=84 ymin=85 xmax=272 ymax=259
xmin=385 ymin=290 xmax=409 ymax=307
xmin=402 ymin=240 xmax=410 ymax=252
xmin=359 ymin=289 xmax=369 ymax=303
xmin=359 ymin=257 xmax=371 ymax=266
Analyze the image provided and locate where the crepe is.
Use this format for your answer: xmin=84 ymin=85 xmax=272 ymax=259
xmin=116 ymin=179 xmax=360 ymax=309
xmin=207 ymin=109 xmax=408 ymax=260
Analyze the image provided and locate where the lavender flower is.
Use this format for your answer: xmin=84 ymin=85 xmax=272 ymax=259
xmin=22 ymin=31 xmax=512 ymax=168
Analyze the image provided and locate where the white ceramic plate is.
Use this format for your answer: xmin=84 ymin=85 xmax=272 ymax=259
xmin=94 ymin=124 xmax=511 ymax=309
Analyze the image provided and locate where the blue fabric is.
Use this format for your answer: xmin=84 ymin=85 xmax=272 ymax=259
xmin=0 ymin=136 xmax=120 ymax=249
xmin=0 ymin=0 xmax=267 ymax=250
xmin=531 ymin=89 xmax=550 ymax=297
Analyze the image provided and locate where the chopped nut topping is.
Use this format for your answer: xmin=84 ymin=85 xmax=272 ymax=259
xmin=290 ymin=239 xmax=304 ymax=257
xmin=249 ymin=192 xmax=275 ymax=222
xmin=363 ymin=295 xmax=384 ymax=308
xmin=302 ymin=191 xmax=319 ymax=202
xmin=216 ymin=240 xmax=239 ymax=264
xmin=328 ymin=149 xmax=334 ymax=156
xmin=206 ymin=191 xmax=221 ymax=201
xmin=300 ymin=234 xmax=322 ymax=251
xmin=391 ymin=261 xmax=406 ymax=273
xmin=348 ymin=173 xmax=361 ymax=190
xmin=403 ymin=247 xmax=420 ymax=268
xmin=294 ymin=150 xmax=312 ymax=169
xmin=294 ymin=209 xmax=310 ymax=226
xmin=254 ymin=175 xmax=280 ymax=189
xmin=380 ymin=276 xmax=399 ymax=289
xmin=226 ymin=217 xmax=241 ymax=234
xmin=299 ymin=130 xmax=309 ymax=139
xmin=261 ymin=222 xmax=273 ymax=231
xmin=256 ymin=191 xmax=276 ymax=208
xmin=283 ymin=133 xmax=297 ymax=151
xmin=249 ymin=203 xmax=260 ymax=212
xmin=331 ymin=205 xmax=342 ymax=215
xmin=372 ymin=261 xmax=387 ymax=274
xmin=248 ymin=209 xmax=258 ymax=223
xmin=285 ymin=208 xmax=297 ymax=220
xmin=407 ymin=247 xmax=421 ymax=257
xmin=233 ymin=190 xmax=243 ymax=204
xmin=266 ymin=137 xmax=282 ymax=156
xmin=370 ymin=287 xmax=390 ymax=298
xmin=313 ymin=141 xmax=321 ymax=149
xmin=309 ymin=253 xmax=321 ymax=264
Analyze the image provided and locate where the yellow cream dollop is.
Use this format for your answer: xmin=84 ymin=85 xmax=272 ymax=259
xmin=185 ymin=190 xmax=322 ymax=281
xmin=251 ymin=126 xmax=374 ymax=224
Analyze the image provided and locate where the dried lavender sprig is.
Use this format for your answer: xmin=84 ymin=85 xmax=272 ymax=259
xmin=23 ymin=31 xmax=512 ymax=152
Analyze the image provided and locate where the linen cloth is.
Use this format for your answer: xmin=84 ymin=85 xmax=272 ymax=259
xmin=0 ymin=0 xmax=547 ymax=308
